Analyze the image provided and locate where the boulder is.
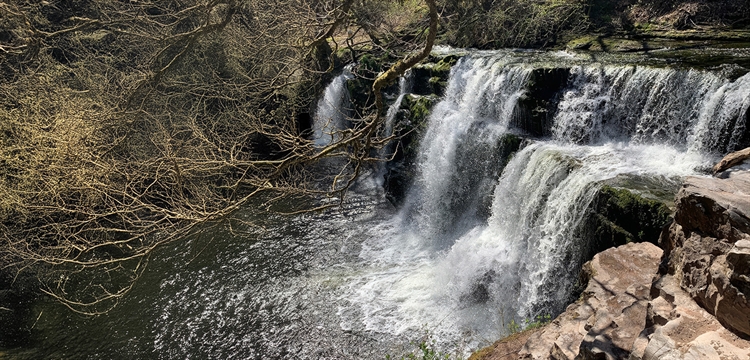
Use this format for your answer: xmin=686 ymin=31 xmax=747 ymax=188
xmin=713 ymin=147 xmax=750 ymax=175
xmin=662 ymin=172 xmax=750 ymax=338
xmin=411 ymin=54 xmax=460 ymax=97
xmin=516 ymin=242 xmax=662 ymax=360
xmin=577 ymin=183 xmax=673 ymax=264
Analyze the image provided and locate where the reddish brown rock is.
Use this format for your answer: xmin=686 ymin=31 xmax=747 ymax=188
xmin=712 ymin=147 xmax=750 ymax=175
xmin=629 ymin=274 xmax=750 ymax=360
xmin=516 ymin=242 xmax=663 ymax=360
xmin=663 ymin=172 xmax=750 ymax=338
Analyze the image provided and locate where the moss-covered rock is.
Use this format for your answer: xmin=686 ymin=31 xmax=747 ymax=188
xmin=383 ymin=94 xmax=438 ymax=206
xmin=579 ymin=183 xmax=673 ymax=262
xmin=567 ymin=35 xmax=600 ymax=50
xmin=345 ymin=76 xmax=374 ymax=118
xmin=411 ymin=54 xmax=461 ymax=97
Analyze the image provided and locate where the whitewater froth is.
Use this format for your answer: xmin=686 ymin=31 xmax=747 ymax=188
xmin=339 ymin=51 xmax=749 ymax=354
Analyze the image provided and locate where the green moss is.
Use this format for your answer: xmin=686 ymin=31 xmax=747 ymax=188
xmin=427 ymin=76 xmax=441 ymax=84
xmin=403 ymin=94 xmax=435 ymax=126
xmin=358 ymin=53 xmax=380 ymax=73
xmin=567 ymin=35 xmax=599 ymax=50
xmin=432 ymin=55 xmax=459 ymax=73
xmin=593 ymin=185 xmax=673 ymax=243
xmin=411 ymin=54 xmax=461 ymax=97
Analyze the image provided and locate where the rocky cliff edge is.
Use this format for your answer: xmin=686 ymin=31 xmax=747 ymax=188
xmin=472 ymin=170 xmax=750 ymax=360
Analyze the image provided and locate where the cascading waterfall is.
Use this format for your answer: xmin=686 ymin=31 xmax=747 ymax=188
xmin=384 ymin=70 xmax=414 ymax=139
xmin=552 ymin=65 xmax=725 ymax=146
xmin=690 ymin=72 xmax=750 ymax=154
xmin=313 ymin=66 xmax=354 ymax=146
xmin=551 ymin=65 xmax=750 ymax=154
xmin=342 ymin=51 xmax=750 ymax=353
xmin=20 ymin=50 xmax=750 ymax=360
xmin=403 ymin=55 xmax=533 ymax=243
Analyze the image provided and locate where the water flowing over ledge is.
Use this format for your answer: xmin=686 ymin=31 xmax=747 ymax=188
xmin=12 ymin=49 xmax=750 ymax=359
xmin=340 ymin=50 xmax=750 ymax=353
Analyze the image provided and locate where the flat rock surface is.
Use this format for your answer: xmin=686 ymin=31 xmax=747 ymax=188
xmin=474 ymin=242 xmax=663 ymax=360
xmin=630 ymin=274 xmax=750 ymax=360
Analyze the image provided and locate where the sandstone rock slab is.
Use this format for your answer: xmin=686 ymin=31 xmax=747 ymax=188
xmin=518 ymin=242 xmax=663 ymax=360
xmin=663 ymin=171 xmax=750 ymax=338
xmin=629 ymin=274 xmax=750 ymax=360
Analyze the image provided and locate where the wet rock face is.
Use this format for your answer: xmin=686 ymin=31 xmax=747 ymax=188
xmin=577 ymin=185 xmax=673 ymax=265
xmin=663 ymin=171 xmax=750 ymax=339
xmin=411 ymin=55 xmax=460 ymax=98
xmin=513 ymin=68 xmax=570 ymax=137
xmin=382 ymin=94 xmax=437 ymax=207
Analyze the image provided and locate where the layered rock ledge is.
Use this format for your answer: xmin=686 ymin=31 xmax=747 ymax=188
xmin=472 ymin=171 xmax=750 ymax=360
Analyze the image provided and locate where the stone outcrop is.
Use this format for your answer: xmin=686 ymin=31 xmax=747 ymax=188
xmin=713 ymin=147 xmax=750 ymax=174
xmin=513 ymin=68 xmax=570 ymax=137
xmin=630 ymin=274 xmax=750 ymax=360
xmin=662 ymin=172 xmax=750 ymax=339
xmin=577 ymin=183 xmax=673 ymax=264
xmin=473 ymin=242 xmax=664 ymax=360
xmin=473 ymin=170 xmax=750 ymax=360
xmin=518 ymin=242 xmax=663 ymax=360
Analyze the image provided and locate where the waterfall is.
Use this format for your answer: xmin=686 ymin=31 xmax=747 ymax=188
xmin=384 ymin=70 xmax=414 ymax=139
xmin=403 ymin=55 xmax=532 ymax=243
xmin=552 ymin=65 xmax=750 ymax=153
xmin=313 ymin=66 xmax=354 ymax=146
xmin=340 ymin=51 xmax=750 ymax=353
xmin=690 ymin=72 xmax=750 ymax=154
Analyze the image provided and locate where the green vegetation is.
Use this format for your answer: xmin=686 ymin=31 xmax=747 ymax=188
xmin=387 ymin=341 xmax=455 ymax=360
xmin=440 ymin=0 xmax=750 ymax=49
xmin=441 ymin=0 xmax=590 ymax=48
xmin=508 ymin=314 xmax=553 ymax=334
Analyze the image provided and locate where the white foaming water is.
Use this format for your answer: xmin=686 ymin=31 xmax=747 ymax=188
xmin=343 ymin=142 xmax=708 ymax=352
xmin=552 ymin=65 xmax=724 ymax=146
xmin=313 ymin=66 xmax=354 ymax=146
xmin=690 ymin=72 xmax=750 ymax=154
xmin=337 ymin=52 xmax=750 ymax=355
xmin=384 ymin=71 xmax=414 ymax=139
xmin=404 ymin=55 xmax=532 ymax=243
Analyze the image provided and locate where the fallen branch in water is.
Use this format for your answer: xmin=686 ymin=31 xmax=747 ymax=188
xmin=713 ymin=147 xmax=750 ymax=175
